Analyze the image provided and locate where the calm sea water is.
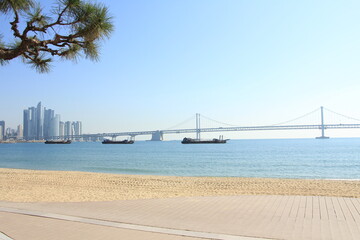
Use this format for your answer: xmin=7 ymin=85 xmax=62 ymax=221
xmin=0 ymin=138 xmax=359 ymax=179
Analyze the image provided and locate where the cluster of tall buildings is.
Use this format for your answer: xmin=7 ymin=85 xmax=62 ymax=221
xmin=0 ymin=121 xmax=23 ymax=141
xmin=23 ymin=102 xmax=82 ymax=140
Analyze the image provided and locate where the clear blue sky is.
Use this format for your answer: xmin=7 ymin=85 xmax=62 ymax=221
xmin=1 ymin=0 xmax=360 ymax=139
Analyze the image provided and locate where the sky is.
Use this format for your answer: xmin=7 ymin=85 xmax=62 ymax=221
xmin=1 ymin=0 xmax=360 ymax=140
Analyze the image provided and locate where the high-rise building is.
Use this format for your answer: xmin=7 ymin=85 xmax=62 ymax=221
xmin=43 ymin=109 xmax=54 ymax=139
xmin=29 ymin=107 xmax=37 ymax=139
xmin=0 ymin=121 xmax=4 ymax=140
xmin=36 ymin=102 xmax=44 ymax=140
xmin=17 ymin=125 xmax=23 ymax=139
xmin=59 ymin=121 xmax=64 ymax=138
xmin=43 ymin=109 xmax=62 ymax=139
xmin=73 ymin=121 xmax=82 ymax=136
xmin=23 ymin=109 xmax=29 ymax=139
xmin=50 ymin=114 xmax=60 ymax=138
xmin=23 ymin=107 xmax=37 ymax=140
xmin=64 ymin=121 xmax=72 ymax=138
xmin=72 ymin=121 xmax=82 ymax=141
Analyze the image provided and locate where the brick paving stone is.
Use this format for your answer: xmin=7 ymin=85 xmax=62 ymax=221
xmin=1 ymin=195 xmax=359 ymax=240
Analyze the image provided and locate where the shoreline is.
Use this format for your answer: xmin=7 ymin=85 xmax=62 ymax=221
xmin=1 ymin=168 xmax=360 ymax=202
xmin=2 ymin=167 xmax=360 ymax=181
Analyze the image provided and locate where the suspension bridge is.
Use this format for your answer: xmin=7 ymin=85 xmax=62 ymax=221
xmin=67 ymin=106 xmax=360 ymax=141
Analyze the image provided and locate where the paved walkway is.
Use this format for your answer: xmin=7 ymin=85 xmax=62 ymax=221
xmin=0 ymin=195 xmax=359 ymax=240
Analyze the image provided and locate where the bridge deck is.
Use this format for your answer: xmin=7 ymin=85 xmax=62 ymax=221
xmin=72 ymin=123 xmax=360 ymax=139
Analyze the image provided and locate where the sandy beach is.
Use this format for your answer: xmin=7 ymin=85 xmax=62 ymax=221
xmin=0 ymin=168 xmax=359 ymax=202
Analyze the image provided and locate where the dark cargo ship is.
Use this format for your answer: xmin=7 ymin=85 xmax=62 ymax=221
xmin=45 ymin=140 xmax=72 ymax=144
xmin=102 ymin=139 xmax=134 ymax=144
xmin=181 ymin=136 xmax=227 ymax=144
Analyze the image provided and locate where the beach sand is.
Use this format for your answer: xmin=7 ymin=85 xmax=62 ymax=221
xmin=0 ymin=168 xmax=359 ymax=202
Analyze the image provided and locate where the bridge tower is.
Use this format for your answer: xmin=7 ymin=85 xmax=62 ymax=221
xmin=129 ymin=135 xmax=136 ymax=141
xmin=316 ymin=106 xmax=329 ymax=139
xmin=196 ymin=113 xmax=201 ymax=140
xmin=151 ymin=130 xmax=163 ymax=141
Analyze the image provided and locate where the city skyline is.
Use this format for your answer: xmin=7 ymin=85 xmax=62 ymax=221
xmin=2 ymin=1 xmax=360 ymax=140
xmin=22 ymin=101 xmax=82 ymax=140
xmin=2 ymin=103 xmax=360 ymax=141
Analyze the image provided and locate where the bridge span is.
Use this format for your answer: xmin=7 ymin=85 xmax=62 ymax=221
xmin=58 ymin=107 xmax=360 ymax=141
xmin=75 ymin=123 xmax=360 ymax=141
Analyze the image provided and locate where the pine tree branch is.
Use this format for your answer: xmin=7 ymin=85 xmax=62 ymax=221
xmin=10 ymin=9 xmax=22 ymax=38
xmin=1 ymin=0 xmax=114 ymax=72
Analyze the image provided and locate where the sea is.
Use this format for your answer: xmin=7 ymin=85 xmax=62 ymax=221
xmin=0 ymin=138 xmax=359 ymax=179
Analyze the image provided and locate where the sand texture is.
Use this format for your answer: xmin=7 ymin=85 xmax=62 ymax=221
xmin=0 ymin=168 xmax=359 ymax=202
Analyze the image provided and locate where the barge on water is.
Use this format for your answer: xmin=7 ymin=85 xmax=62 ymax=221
xmin=102 ymin=139 xmax=134 ymax=144
xmin=45 ymin=140 xmax=72 ymax=144
xmin=181 ymin=136 xmax=227 ymax=144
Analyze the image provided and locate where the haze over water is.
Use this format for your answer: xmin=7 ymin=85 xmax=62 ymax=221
xmin=1 ymin=138 xmax=359 ymax=179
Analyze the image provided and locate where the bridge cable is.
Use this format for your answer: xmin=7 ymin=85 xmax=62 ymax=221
xmin=323 ymin=107 xmax=360 ymax=122
xmin=200 ymin=114 xmax=239 ymax=127
xmin=165 ymin=114 xmax=196 ymax=130
xmin=269 ymin=107 xmax=320 ymax=126
xmin=201 ymin=108 xmax=320 ymax=128
xmin=166 ymin=107 xmax=350 ymax=131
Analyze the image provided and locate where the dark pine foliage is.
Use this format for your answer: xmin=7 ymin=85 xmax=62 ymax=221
xmin=0 ymin=0 xmax=114 ymax=72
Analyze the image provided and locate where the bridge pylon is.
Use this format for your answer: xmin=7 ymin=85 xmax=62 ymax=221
xmin=196 ymin=113 xmax=201 ymax=140
xmin=151 ymin=130 xmax=163 ymax=141
xmin=316 ymin=106 xmax=330 ymax=139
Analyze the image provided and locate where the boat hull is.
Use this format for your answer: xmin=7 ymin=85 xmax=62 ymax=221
xmin=181 ymin=138 xmax=227 ymax=144
xmin=102 ymin=140 xmax=134 ymax=144
xmin=45 ymin=140 xmax=72 ymax=144
xmin=181 ymin=141 xmax=227 ymax=144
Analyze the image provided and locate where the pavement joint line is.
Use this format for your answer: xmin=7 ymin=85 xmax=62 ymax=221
xmin=0 ymin=232 xmax=14 ymax=240
xmin=0 ymin=206 xmax=274 ymax=240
